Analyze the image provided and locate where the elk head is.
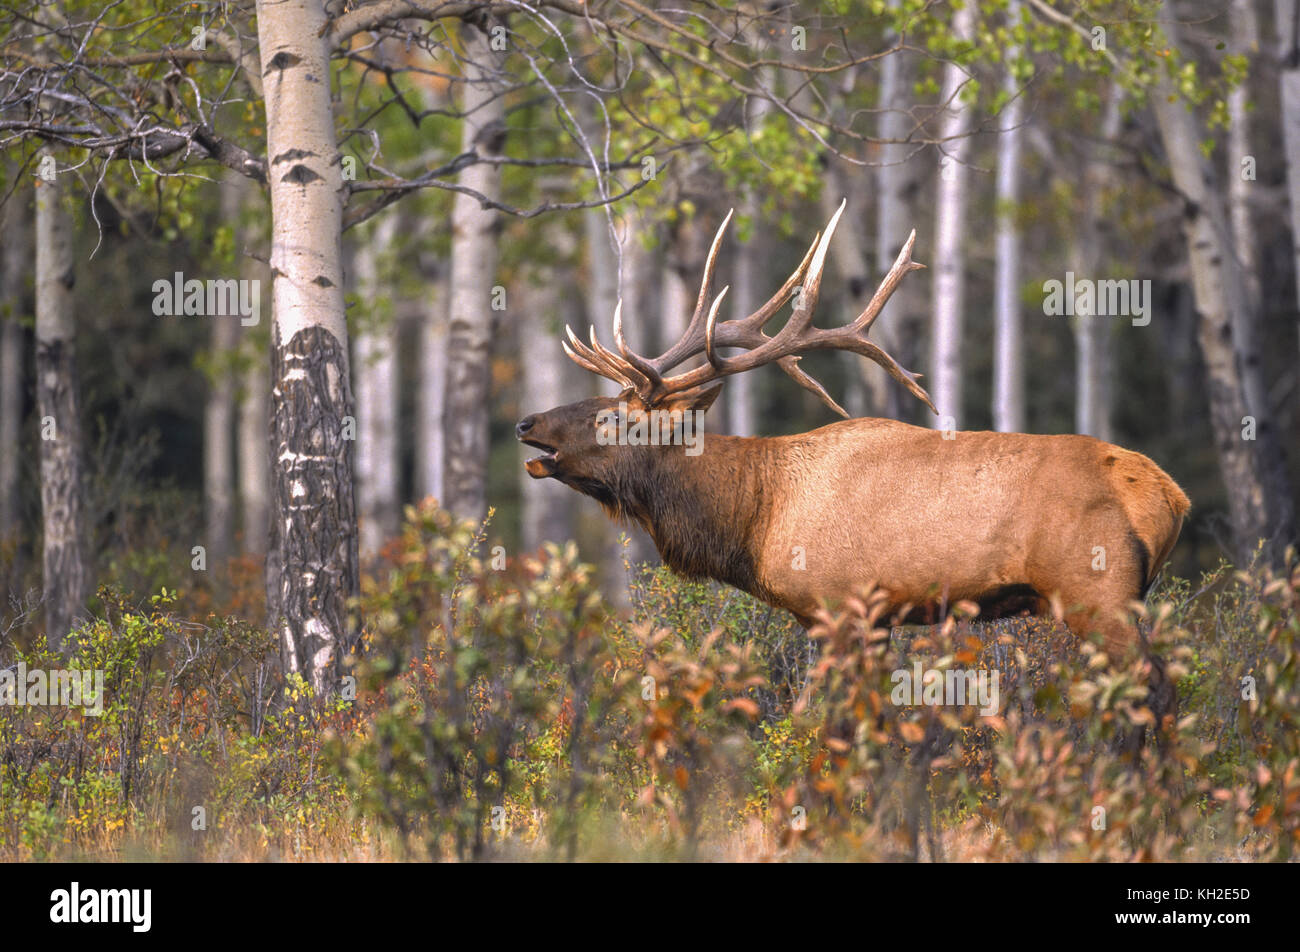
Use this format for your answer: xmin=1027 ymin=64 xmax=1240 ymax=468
xmin=517 ymin=199 xmax=936 ymax=504
xmin=516 ymin=383 xmax=723 ymax=517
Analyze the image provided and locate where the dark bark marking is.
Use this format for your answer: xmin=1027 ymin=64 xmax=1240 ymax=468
xmin=265 ymin=324 xmax=359 ymax=696
xmin=266 ymin=51 xmax=301 ymax=73
xmin=281 ymin=164 xmax=323 ymax=187
xmin=273 ymin=148 xmax=316 ymax=165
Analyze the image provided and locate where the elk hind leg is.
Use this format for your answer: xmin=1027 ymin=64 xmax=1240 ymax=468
xmin=1062 ymin=595 xmax=1176 ymax=753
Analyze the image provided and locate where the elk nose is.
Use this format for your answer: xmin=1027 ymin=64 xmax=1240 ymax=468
xmin=515 ymin=416 xmax=536 ymax=439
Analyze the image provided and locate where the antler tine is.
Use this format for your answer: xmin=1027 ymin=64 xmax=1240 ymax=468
xmin=697 ymin=199 xmax=845 ymax=377
xmin=564 ymin=324 xmax=602 ymax=369
xmin=853 ymin=228 xmax=925 ymax=333
xmin=618 ymin=208 xmax=820 ymax=389
xmin=563 ymin=324 xmax=595 ymax=364
xmin=780 ymin=198 xmax=845 ymax=339
xmin=612 ymin=299 xmax=665 ymax=397
xmin=731 ymin=230 xmax=821 ymax=335
xmin=662 ymin=223 xmax=823 ymax=390
xmin=561 ymin=337 xmax=604 ymax=377
xmin=587 ymin=324 xmax=651 ymax=392
xmin=650 ymin=208 xmax=734 ymax=373
xmin=778 ymin=355 xmax=850 ymax=418
xmin=657 ymin=199 xmax=847 ymax=396
xmin=856 ymin=338 xmax=937 ymax=413
xmin=693 ymin=207 xmax=733 ymax=320
xmin=564 ymin=324 xmax=633 ymax=389
xmin=703 ymin=285 xmax=730 ymax=369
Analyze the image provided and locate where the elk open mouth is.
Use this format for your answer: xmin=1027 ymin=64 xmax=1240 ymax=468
xmin=521 ymin=439 xmax=559 ymax=478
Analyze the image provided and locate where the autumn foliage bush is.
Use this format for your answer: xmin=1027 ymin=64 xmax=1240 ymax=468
xmin=1 ymin=499 xmax=1296 ymax=862
xmin=0 ymin=588 xmax=355 ymax=859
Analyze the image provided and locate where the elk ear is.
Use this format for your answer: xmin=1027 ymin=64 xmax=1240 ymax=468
xmin=660 ymin=382 xmax=723 ymax=415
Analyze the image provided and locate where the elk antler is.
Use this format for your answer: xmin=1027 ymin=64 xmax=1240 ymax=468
xmin=565 ymin=199 xmax=936 ymax=417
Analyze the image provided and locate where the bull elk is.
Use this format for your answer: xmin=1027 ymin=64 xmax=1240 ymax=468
xmin=517 ymin=200 xmax=1189 ymax=715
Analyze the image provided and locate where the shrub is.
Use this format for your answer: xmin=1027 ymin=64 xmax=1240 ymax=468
xmin=3 ymin=496 xmax=1296 ymax=864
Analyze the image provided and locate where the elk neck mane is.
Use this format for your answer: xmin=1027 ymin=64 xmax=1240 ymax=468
xmin=588 ymin=435 xmax=779 ymax=599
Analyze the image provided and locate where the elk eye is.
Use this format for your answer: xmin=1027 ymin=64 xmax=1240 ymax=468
xmin=594 ymin=409 xmax=619 ymax=442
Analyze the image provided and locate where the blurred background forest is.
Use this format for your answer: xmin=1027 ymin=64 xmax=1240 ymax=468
xmin=0 ymin=0 xmax=1295 ymax=631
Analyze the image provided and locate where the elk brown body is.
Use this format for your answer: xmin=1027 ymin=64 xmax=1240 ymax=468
xmin=519 ymin=200 xmax=1189 ymax=697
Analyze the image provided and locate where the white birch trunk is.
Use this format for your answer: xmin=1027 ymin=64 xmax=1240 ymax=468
xmin=352 ymin=211 xmax=401 ymax=560
xmin=993 ymin=0 xmax=1025 ymax=434
xmin=819 ymin=179 xmax=870 ymax=418
xmin=616 ymin=207 xmax=652 ymax=361
xmin=929 ymin=3 xmax=976 ymax=429
xmin=729 ymin=192 xmax=763 ymax=437
xmin=257 ymin=0 xmax=358 ymax=696
xmin=443 ymin=19 xmax=505 ymax=524
xmin=1232 ymin=0 xmax=1262 ymax=311
xmin=585 ymin=205 xmax=622 ymax=396
xmin=35 ymin=166 xmax=87 ymax=648
xmin=414 ymin=84 xmax=449 ymax=508
xmin=1276 ymin=0 xmax=1300 ymax=330
xmin=876 ymin=21 xmax=927 ymax=424
xmin=417 ymin=270 xmax=447 ymax=504
xmin=726 ymin=65 xmax=771 ymax=437
xmin=204 ymin=177 xmax=243 ymax=570
xmin=226 ymin=161 xmax=271 ymax=557
xmin=238 ymin=345 xmax=270 ymax=557
xmin=1228 ymin=0 xmax=1267 ymax=423
xmin=1073 ymin=86 xmax=1121 ymax=441
xmin=520 ymin=225 xmax=577 ymax=550
xmin=660 ymin=220 xmax=693 ymax=368
xmin=204 ymin=317 xmax=238 ymax=568
xmin=1 ymin=181 xmax=29 ymax=541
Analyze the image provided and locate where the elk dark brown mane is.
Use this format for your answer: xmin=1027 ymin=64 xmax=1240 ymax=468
xmin=517 ymin=200 xmax=1189 ymax=720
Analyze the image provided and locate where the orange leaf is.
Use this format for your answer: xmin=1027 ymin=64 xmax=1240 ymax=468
xmin=724 ymin=698 xmax=760 ymax=718
xmin=899 ymin=721 xmax=925 ymax=743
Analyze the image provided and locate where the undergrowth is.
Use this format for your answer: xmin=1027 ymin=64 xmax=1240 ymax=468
xmin=1 ymin=501 xmax=1296 ymax=861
